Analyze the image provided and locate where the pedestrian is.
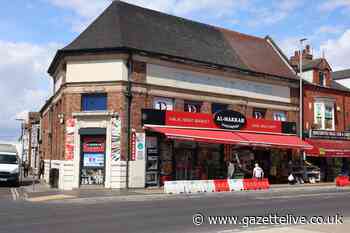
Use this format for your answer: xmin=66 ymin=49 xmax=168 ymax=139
xmin=227 ymin=160 xmax=235 ymax=179
xmin=253 ymin=163 xmax=264 ymax=179
xmin=24 ymin=161 xmax=29 ymax=177
xmin=39 ymin=157 xmax=45 ymax=180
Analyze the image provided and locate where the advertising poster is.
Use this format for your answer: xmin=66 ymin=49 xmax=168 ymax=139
xmin=111 ymin=117 xmax=121 ymax=161
xmin=83 ymin=153 xmax=105 ymax=167
xmin=131 ymin=132 xmax=136 ymax=161
xmin=136 ymin=133 xmax=146 ymax=161
xmin=65 ymin=118 xmax=76 ymax=160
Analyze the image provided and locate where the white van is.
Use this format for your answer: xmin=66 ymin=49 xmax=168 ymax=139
xmin=0 ymin=144 xmax=19 ymax=186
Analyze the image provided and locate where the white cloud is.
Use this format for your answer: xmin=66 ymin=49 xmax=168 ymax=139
xmin=278 ymin=37 xmax=301 ymax=57
xmin=48 ymin=0 xmax=250 ymax=32
xmin=247 ymin=0 xmax=304 ymax=26
xmin=320 ymin=29 xmax=350 ymax=70
xmin=49 ymin=0 xmax=111 ymax=18
xmin=316 ymin=25 xmax=345 ymax=35
xmin=0 ymin=41 xmax=61 ymax=141
xmin=319 ymin=0 xmax=350 ymax=12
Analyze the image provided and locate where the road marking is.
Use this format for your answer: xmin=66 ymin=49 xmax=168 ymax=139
xmin=27 ymin=194 xmax=75 ymax=202
xmin=14 ymin=188 xmax=19 ymax=200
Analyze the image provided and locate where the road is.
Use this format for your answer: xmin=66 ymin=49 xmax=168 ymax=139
xmin=0 ymin=187 xmax=349 ymax=233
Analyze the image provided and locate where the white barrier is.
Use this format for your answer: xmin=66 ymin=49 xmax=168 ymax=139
xmin=202 ymin=180 xmax=215 ymax=192
xmin=164 ymin=181 xmax=185 ymax=194
xmin=228 ymin=179 xmax=244 ymax=191
xmin=165 ymin=179 xmax=244 ymax=194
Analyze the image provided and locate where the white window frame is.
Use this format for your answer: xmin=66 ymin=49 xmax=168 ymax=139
xmin=313 ymin=100 xmax=335 ymax=130
xmin=273 ymin=111 xmax=287 ymax=122
xmin=153 ymin=97 xmax=174 ymax=111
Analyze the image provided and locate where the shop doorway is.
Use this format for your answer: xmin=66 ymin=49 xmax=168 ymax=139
xmin=80 ymin=135 xmax=106 ymax=186
xmin=175 ymin=148 xmax=195 ymax=180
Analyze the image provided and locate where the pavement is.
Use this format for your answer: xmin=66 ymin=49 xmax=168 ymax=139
xmin=0 ymin=183 xmax=349 ymax=233
xmin=18 ymin=179 xmax=350 ymax=203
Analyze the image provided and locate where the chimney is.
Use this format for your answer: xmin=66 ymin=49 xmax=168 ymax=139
xmin=289 ymin=44 xmax=313 ymax=70
xmin=302 ymin=45 xmax=313 ymax=60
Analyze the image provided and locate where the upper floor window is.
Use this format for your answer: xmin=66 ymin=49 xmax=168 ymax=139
xmin=153 ymin=97 xmax=174 ymax=111
xmin=212 ymin=103 xmax=228 ymax=114
xmin=253 ymin=108 xmax=266 ymax=119
xmin=314 ymin=101 xmax=335 ymax=130
xmin=319 ymin=72 xmax=326 ymax=87
xmin=82 ymin=93 xmax=107 ymax=111
xmin=273 ymin=111 xmax=287 ymax=122
xmin=184 ymin=101 xmax=201 ymax=113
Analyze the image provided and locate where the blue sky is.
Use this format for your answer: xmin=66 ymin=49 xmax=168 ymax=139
xmin=0 ymin=0 xmax=350 ymax=142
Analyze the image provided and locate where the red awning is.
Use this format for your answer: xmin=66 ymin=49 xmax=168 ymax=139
xmin=305 ymin=139 xmax=350 ymax=157
xmin=236 ymin=132 xmax=313 ymax=150
xmin=147 ymin=127 xmax=250 ymax=145
xmin=146 ymin=126 xmax=312 ymax=150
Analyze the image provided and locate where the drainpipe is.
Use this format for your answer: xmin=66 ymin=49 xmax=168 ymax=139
xmin=125 ymin=53 xmax=133 ymax=189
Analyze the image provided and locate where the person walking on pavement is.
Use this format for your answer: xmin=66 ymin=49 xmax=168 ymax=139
xmin=23 ymin=160 xmax=29 ymax=177
xmin=39 ymin=157 xmax=45 ymax=180
xmin=253 ymin=163 xmax=264 ymax=179
xmin=227 ymin=160 xmax=235 ymax=179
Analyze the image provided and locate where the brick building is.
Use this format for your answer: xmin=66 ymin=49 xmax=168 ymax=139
xmin=21 ymin=112 xmax=40 ymax=172
xmin=290 ymin=46 xmax=350 ymax=181
xmin=39 ymin=1 xmax=310 ymax=190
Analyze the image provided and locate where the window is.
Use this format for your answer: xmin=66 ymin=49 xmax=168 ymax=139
xmin=319 ymin=72 xmax=326 ymax=87
xmin=212 ymin=103 xmax=228 ymax=114
xmin=184 ymin=101 xmax=201 ymax=113
xmin=253 ymin=108 xmax=266 ymax=119
xmin=153 ymin=97 xmax=174 ymax=110
xmin=82 ymin=93 xmax=107 ymax=111
xmin=273 ymin=111 xmax=287 ymax=121
xmin=313 ymin=101 xmax=335 ymax=130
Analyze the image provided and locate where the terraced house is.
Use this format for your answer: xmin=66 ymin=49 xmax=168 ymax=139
xmin=290 ymin=47 xmax=350 ymax=182
xmin=39 ymin=1 xmax=310 ymax=190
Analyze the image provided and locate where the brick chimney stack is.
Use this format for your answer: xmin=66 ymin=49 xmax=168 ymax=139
xmin=290 ymin=44 xmax=313 ymax=71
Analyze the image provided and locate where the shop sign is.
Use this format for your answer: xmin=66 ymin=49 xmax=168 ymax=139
xmin=166 ymin=111 xmax=216 ymax=128
xmin=83 ymin=137 xmax=105 ymax=153
xmin=244 ymin=118 xmax=282 ymax=133
xmin=214 ymin=110 xmax=246 ymax=130
xmin=310 ymin=130 xmax=350 ymax=140
xmin=142 ymin=109 xmax=296 ymax=134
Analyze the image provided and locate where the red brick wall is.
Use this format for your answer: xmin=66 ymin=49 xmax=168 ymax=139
xmin=303 ymin=85 xmax=350 ymax=132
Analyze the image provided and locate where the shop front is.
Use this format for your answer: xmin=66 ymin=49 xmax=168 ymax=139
xmin=305 ymin=130 xmax=350 ymax=181
xmin=80 ymin=135 xmax=106 ymax=186
xmin=141 ymin=109 xmax=312 ymax=186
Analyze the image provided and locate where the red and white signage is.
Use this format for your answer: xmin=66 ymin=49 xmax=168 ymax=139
xmin=82 ymin=136 xmax=105 ymax=153
xmin=163 ymin=110 xmax=288 ymax=134
xmin=131 ymin=132 xmax=137 ymax=161
xmin=65 ymin=118 xmax=76 ymax=160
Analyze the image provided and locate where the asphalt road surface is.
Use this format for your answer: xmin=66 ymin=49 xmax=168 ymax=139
xmin=0 ymin=188 xmax=349 ymax=233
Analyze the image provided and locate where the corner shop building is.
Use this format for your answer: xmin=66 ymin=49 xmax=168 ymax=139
xmin=39 ymin=1 xmax=309 ymax=190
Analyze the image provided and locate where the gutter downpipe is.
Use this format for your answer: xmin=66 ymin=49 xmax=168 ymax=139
xmin=125 ymin=53 xmax=133 ymax=189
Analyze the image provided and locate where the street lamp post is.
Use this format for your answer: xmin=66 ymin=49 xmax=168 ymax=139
xmin=299 ymin=38 xmax=307 ymax=140
xmin=299 ymin=38 xmax=307 ymax=182
xmin=16 ymin=118 xmax=25 ymax=183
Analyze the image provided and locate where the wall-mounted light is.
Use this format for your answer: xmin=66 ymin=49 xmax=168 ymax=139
xmin=337 ymin=106 xmax=341 ymax=112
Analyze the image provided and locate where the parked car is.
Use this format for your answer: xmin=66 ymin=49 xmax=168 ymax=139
xmin=0 ymin=144 xmax=19 ymax=186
